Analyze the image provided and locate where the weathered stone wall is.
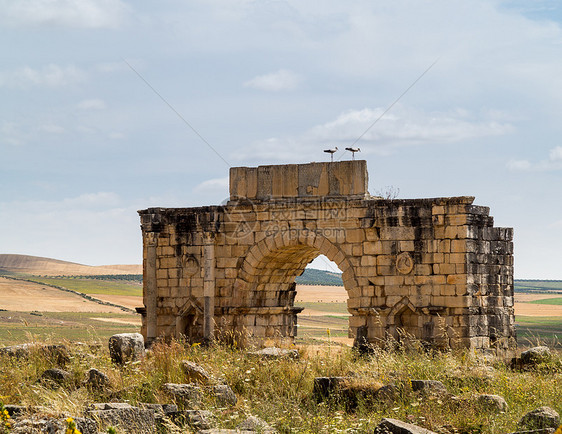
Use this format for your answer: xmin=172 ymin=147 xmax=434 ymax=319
xmin=138 ymin=161 xmax=515 ymax=354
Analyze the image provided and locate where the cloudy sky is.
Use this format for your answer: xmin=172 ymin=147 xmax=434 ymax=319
xmin=2 ymin=0 xmax=562 ymax=278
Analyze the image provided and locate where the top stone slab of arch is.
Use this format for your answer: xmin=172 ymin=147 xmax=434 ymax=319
xmin=229 ymin=160 xmax=370 ymax=202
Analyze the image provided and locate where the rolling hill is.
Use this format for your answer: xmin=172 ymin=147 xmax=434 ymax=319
xmin=0 ymin=254 xmax=141 ymax=276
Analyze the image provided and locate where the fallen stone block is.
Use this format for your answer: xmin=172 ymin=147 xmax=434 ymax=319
xmin=477 ymin=394 xmax=508 ymax=413
xmin=39 ymin=368 xmax=72 ymax=387
xmin=313 ymin=376 xmax=351 ymax=401
xmin=248 ymin=347 xmax=299 ymax=359
xmin=520 ymin=347 xmax=552 ymax=367
xmin=181 ymin=360 xmax=212 ymax=384
xmin=87 ymin=405 xmax=155 ymax=434
xmin=213 ymin=384 xmax=237 ymax=407
xmin=185 ymin=409 xmax=213 ymax=430
xmin=237 ymin=415 xmax=276 ymax=432
xmin=108 ymin=333 xmax=145 ymax=364
xmin=162 ymin=383 xmax=202 ymax=408
xmin=84 ymin=368 xmax=111 ymax=390
xmin=410 ymin=380 xmax=448 ymax=396
xmin=374 ymin=418 xmax=437 ymax=433
xmin=10 ymin=416 xmax=97 ymax=434
xmin=518 ymin=407 xmax=560 ymax=430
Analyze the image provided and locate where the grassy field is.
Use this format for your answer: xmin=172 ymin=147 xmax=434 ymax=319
xmin=294 ymin=301 xmax=562 ymax=348
xmin=515 ymin=280 xmax=562 ymax=292
xmin=515 ymin=316 xmax=562 ymax=347
xmin=0 ymin=311 xmax=139 ymax=345
xmin=296 ymin=302 xmax=350 ymax=340
xmin=0 ymin=337 xmax=560 ymax=433
xmin=21 ymin=276 xmax=142 ymax=297
xmin=0 ymin=274 xmax=560 ymax=349
xmin=528 ymin=297 xmax=562 ymax=305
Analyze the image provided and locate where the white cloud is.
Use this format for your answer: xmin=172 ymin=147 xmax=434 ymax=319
xmin=244 ymin=69 xmax=301 ymax=91
xmin=193 ymin=177 xmax=229 ymax=194
xmin=0 ymin=64 xmax=86 ymax=88
xmin=77 ymin=99 xmax=106 ymax=110
xmin=60 ymin=192 xmax=121 ymax=209
xmin=0 ymin=0 xmax=130 ymax=29
xmin=506 ymin=159 xmax=532 ymax=171
xmin=234 ymin=105 xmax=514 ymax=162
xmin=507 ymin=145 xmax=562 ymax=171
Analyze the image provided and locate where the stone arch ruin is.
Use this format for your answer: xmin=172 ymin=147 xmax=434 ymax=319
xmin=138 ymin=160 xmax=516 ymax=354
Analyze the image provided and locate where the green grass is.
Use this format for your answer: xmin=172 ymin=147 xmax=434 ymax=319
xmin=22 ymin=276 xmax=142 ymax=297
xmin=515 ymin=280 xmax=562 ymax=292
xmin=0 ymin=311 xmax=139 ymax=345
xmin=515 ymin=316 xmax=562 ymax=348
xmin=528 ymin=297 xmax=562 ymax=305
xmin=295 ymin=302 xmax=350 ymax=340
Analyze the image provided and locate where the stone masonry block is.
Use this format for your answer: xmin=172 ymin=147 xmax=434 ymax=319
xmin=399 ymin=240 xmax=415 ymax=252
xmin=447 ymin=274 xmax=467 ymax=285
xmin=363 ymin=241 xmax=380 ymax=255
xmin=381 ymin=227 xmax=416 ymax=240
xmin=346 ymin=228 xmax=365 ymax=243
xmin=360 ymin=256 xmax=377 ymax=267
xmin=432 ymin=205 xmax=445 ymax=215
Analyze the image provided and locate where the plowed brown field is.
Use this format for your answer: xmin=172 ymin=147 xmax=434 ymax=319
xmin=0 ymin=277 xmax=124 ymax=313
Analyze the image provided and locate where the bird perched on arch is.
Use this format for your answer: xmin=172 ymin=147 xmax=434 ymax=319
xmin=324 ymin=146 xmax=338 ymax=162
xmin=345 ymin=147 xmax=360 ymax=160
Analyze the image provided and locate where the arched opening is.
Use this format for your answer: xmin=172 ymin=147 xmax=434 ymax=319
xmin=386 ymin=297 xmax=422 ymax=348
xmin=395 ymin=305 xmax=421 ymax=343
xmin=233 ymin=235 xmax=358 ymax=344
xmin=294 ymin=254 xmax=349 ymax=343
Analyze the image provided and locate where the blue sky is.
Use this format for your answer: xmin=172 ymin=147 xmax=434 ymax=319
xmin=1 ymin=0 xmax=562 ymax=278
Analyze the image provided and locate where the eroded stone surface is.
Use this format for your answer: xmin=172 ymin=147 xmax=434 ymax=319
xmin=518 ymin=407 xmax=560 ymax=430
xmin=162 ymin=383 xmax=202 ymax=407
xmin=374 ymin=418 xmax=437 ymax=434
xmin=108 ymin=333 xmax=145 ymax=364
xmin=84 ymin=368 xmax=111 ymax=390
xmin=181 ymin=360 xmax=212 ymax=384
xmin=39 ymin=368 xmax=71 ymax=387
xmin=248 ymin=347 xmax=299 ymax=359
xmin=521 ymin=347 xmax=552 ymax=366
xmin=237 ymin=415 xmax=276 ymax=433
xmin=213 ymin=384 xmax=237 ymax=407
xmin=87 ymin=406 xmax=155 ymax=434
xmin=411 ymin=380 xmax=448 ymax=396
xmin=477 ymin=394 xmax=508 ymax=413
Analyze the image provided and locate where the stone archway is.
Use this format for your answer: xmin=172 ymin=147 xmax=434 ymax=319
xmin=138 ymin=160 xmax=516 ymax=355
xmin=226 ymin=233 xmax=359 ymax=340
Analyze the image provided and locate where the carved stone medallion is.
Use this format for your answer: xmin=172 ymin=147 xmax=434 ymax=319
xmin=396 ymin=252 xmax=414 ymax=275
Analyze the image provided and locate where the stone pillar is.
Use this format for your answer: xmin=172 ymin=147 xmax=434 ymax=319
xmin=145 ymin=232 xmax=158 ymax=344
xmin=203 ymin=233 xmax=216 ymax=342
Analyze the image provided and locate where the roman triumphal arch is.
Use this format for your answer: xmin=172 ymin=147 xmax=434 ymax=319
xmin=138 ymin=160 xmax=516 ymax=353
